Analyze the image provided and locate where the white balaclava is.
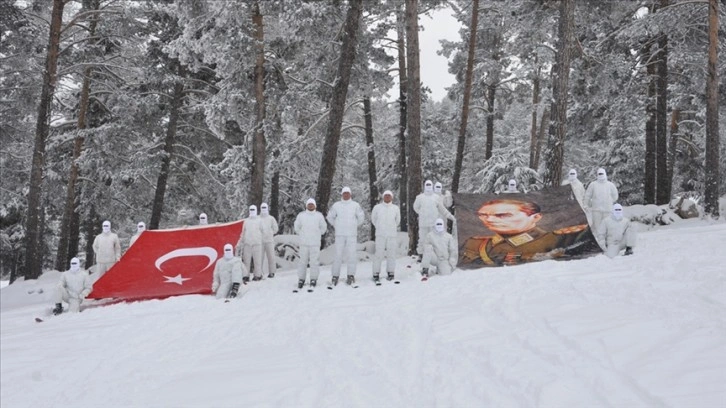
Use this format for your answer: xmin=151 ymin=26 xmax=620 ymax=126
xmin=612 ymin=203 xmax=624 ymax=220
xmin=249 ymin=205 xmax=258 ymax=218
xmin=597 ymin=168 xmax=607 ymax=181
xmin=507 ymin=179 xmax=517 ymax=192
xmin=434 ymin=218 xmax=445 ymax=233
xmin=199 ymin=213 xmax=208 ymax=225
xmin=260 ymin=203 xmax=269 ymax=216
xmin=102 ymin=220 xmax=111 ymax=233
xmin=341 ymin=186 xmax=352 ymax=200
xmin=69 ymin=257 xmax=81 ymax=273
xmin=306 ymin=198 xmax=316 ymax=211
xmin=383 ymin=190 xmax=393 ymax=203
xmin=137 ymin=222 xmax=146 ymax=233
xmin=223 ymin=243 xmax=234 ymax=259
xmin=434 ymin=182 xmax=443 ymax=194
xmin=568 ymin=169 xmax=578 ymax=181
xmin=424 ymin=180 xmax=433 ymax=194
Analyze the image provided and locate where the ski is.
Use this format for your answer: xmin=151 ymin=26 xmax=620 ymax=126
xmin=421 ymin=276 xmax=428 ymax=282
xmin=34 ymin=317 xmax=44 ymax=323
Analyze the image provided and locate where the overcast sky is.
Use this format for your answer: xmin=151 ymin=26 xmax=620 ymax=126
xmin=419 ymin=7 xmax=461 ymax=101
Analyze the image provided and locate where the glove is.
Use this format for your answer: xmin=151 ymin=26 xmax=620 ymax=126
xmin=228 ymin=283 xmax=240 ymax=298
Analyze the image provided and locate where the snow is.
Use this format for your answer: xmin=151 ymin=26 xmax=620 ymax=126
xmin=2 ymin=220 xmax=725 ymax=407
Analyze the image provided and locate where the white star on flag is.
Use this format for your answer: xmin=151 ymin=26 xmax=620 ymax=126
xmin=163 ymin=274 xmax=191 ymax=285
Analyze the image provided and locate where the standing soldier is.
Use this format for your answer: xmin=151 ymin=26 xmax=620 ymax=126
xmin=52 ymin=257 xmax=93 ymax=315
xmin=327 ymin=186 xmax=365 ymax=286
xmin=294 ymin=198 xmax=327 ymax=290
xmin=259 ymin=202 xmax=279 ymax=278
xmin=421 ymin=219 xmax=458 ymax=279
xmin=129 ymin=221 xmax=145 ymax=248
xmin=92 ymin=220 xmax=121 ymax=278
xmin=584 ymin=167 xmax=618 ymax=239
xmin=413 ymin=180 xmax=455 ymax=259
xmin=212 ymin=244 xmax=244 ymax=299
xmin=562 ymin=169 xmax=585 ymax=209
xmin=597 ymin=204 xmax=636 ymax=258
xmin=434 ymin=181 xmax=453 ymax=209
xmin=502 ymin=179 xmax=519 ymax=193
xmin=238 ymin=205 xmax=264 ymax=282
xmin=199 ymin=212 xmax=209 ymax=225
xmin=371 ymin=190 xmax=400 ymax=283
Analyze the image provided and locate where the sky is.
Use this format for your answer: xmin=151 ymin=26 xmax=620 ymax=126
xmin=2 ymin=218 xmax=725 ymax=407
xmin=419 ymin=7 xmax=462 ymax=101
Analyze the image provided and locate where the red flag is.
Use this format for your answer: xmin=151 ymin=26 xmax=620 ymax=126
xmin=88 ymin=220 xmax=244 ymax=301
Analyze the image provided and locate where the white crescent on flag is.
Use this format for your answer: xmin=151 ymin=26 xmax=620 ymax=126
xmin=154 ymin=247 xmax=218 ymax=273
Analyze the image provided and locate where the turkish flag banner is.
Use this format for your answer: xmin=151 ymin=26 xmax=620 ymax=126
xmin=88 ymin=220 xmax=244 ymax=301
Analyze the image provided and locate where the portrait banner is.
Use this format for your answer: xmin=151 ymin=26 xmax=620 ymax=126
xmin=88 ymin=220 xmax=244 ymax=301
xmin=454 ymin=186 xmax=600 ymax=268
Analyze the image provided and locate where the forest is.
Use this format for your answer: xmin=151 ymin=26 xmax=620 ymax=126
xmin=0 ymin=0 xmax=723 ymax=281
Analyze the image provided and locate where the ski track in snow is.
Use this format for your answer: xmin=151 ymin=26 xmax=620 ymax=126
xmin=2 ymin=221 xmax=725 ymax=407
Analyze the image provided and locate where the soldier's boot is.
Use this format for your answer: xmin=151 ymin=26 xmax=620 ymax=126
xmin=252 ymin=275 xmax=262 ymax=281
xmin=297 ymin=279 xmax=305 ymax=289
xmin=52 ymin=303 xmax=63 ymax=316
xmin=421 ymin=268 xmax=429 ymax=278
xmin=228 ymin=283 xmax=240 ymax=298
xmin=346 ymin=275 xmax=355 ymax=285
xmin=373 ymin=273 xmax=380 ymax=283
xmin=267 ymin=273 xmax=275 ymax=278
xmin=242 ymin=276 xmax=250 ymax=285
xmin=624 ymin=247 xmax=633 ymax=256
xmin=386 ymin=272 xmax=395 ymax=281
xmin=310 ymin=279 xmax=317 ymax=288
xmin=331 ymin=276 xmax=339 ymax=286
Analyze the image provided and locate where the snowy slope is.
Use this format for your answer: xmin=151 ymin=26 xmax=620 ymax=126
xmin=2 ymin=220 xmax=725 ymax=407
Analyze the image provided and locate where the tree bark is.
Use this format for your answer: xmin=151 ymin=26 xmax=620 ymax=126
xmin=396 ymin=4 xmax=408 ymax=232
xmin=84 ymin=205 xmax=99 ymax=270
xmin=485 ymin=83 xmax=496 ymax=160
xmin=56 ymin=0 xmax=100 ymax=271
xmin=149 ymin=79 xmax=185 ymax=230
xmin=529 ymin=63 xmax=541 ymax=169
xmin=543 ymin=0 xmax=574 ymax=187
xmin=667 ymin=108 xmax=680 ymax=197
xmin=655 ymin=31 xmax=669 ymax=205
xmin=23 ymin=0 xmax=66 ymax=279
xmin=451 ymin=0 xmax=478 ymax=193
xmin=249 ymin=1 xmax=266 ymax=207
xmin=704 ymin=0 xmax=720 ymax=217
xmin=363 ymin=95 xmax=378 ymax=240
xmin=644 ymin=42 xmax=657 ymax=204
xmin=314 ymin=0 xmax=363 ymax=216
xmin=534 ymin=107 xmax=549 ymax=170
xmin=405 ymin=0 xmax=422 ymax=255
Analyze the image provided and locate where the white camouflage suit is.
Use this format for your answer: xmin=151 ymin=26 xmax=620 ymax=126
xmin=584 ymin=169 xmax=619 ymax=239
xmin=259 ymin=204 xmax=279 ymax=277
xmin=327 ymin=193 xmax=365 ymax=278
xmin=92 ymin=221 xmax=121 ymax=278
xmin=371 ymin=193 xmax=400 ymax=277
xmin=413 ymin=181 xmax=454 ymax=255
xmin=422 ymin=223 xmax=458 ymax=276
xmin=212 ymin=251 xmax=245 ymax=299
xmin=294 ymin=201 xmax=328 ymax=281
xmin=597 ymin=207 xmax=637 ymax=258
xmin=561 ymin=169 xmax=586 ymax=209
xmin=238 ymin=206 xmax=265 ymax=279
xmin=54 ymin=260 xmax=94 ymax=312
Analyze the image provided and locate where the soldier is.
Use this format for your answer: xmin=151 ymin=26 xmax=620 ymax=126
xmin=259 ymin=203 xmax=279 ymax=278
xmin=52 ymin=257 xmax=93 ymax=315
xmin=562 ymin=169 xmax=585 ymax=209
xmin=238 ymin=205 xmax=265 ymax=282
xmin=502 ymin=179 xmax=519 ymax=194
xmin=421 ymin=218 xmax=458 ymax=278
xmin=371 ymin=190 xmax=400 ymax=282
xmin=92 ymin=220 xmax=121 ymax=278
xmin=413 ymin=180 xmax=455 ymax=258
xmin=294 ymin=198 xmax=327 ymax=289
xmin=434 ymin=181 xmax=453 ymax=209
xmin=199 ymin=213 xmax=208 ymax=225
xmin=212 ymin=244 xmax=244 ymax=299
xmin=584 ymin=167 xmax=618 ymax=239
xmin=327 ymin=186 xmax=365 ymax=286
xmin=597 ymin=204 xmax=636 ymax=258
xmin=129 ymin=221 xmax=145 ymax=248
xmin=462 ymin=199 xmax=592 ymax=266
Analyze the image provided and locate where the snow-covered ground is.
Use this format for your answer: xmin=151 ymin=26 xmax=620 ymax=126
xmin=2 ymin=220 xmax=725 ymax=407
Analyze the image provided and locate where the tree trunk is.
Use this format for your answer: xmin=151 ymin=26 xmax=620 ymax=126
xmin=405 ymin=0 xmax=422 ymax=255
xmin=149 ymin=79 xmax=185 ymax=230
xmin=396 ymin=4 xmax=408 ymax=232
xmin=534 ymin=107 xmax=549 ymax=170
xmin=84 ymin=205 xmax=99 ymax=270
xmin=314 ymin=0 xmax=363 ymax=216
xmin=529 ymin=63 xmax=541 ymax=169
xmin=485 ymin=83 xmax=496 ymax=160
xmin=543 ymin=0 xmax=574 ymax=187
xmin=363 ymin=96 xmax=378 ymax=240
xmin=644 ymin=42 xmax=657 ymax=204
xmin=67 ymin=201 xmax=81 ymax=261
xmin=249 ymin=1 xmax=266 ymax=207
xmin=704 ymin=0 xmax=720 ymax=217
xmin=655 ymin=31 xmax=669 ymax=205
xmin=667 ymin=108 xmax=680 ymax=197
xmin=23 ymin=0 xmax=66 ymax=279
xmin=451 ymin=0 xmax=478 ymax=193
xmin=56 ymin=0 xmax=100 ymax=271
